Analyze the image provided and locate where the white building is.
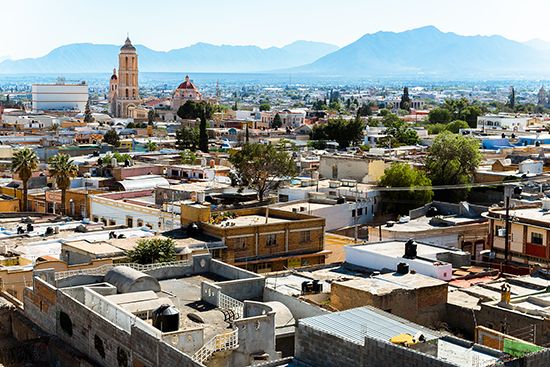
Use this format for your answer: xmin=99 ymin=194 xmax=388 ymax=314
xmin=344 ymin=241 xmax=462 ymax=281
xmin=477 ymin=114 xmax=541 ymax=132
xmin=32 ymin=81 xmax=88 ymax=112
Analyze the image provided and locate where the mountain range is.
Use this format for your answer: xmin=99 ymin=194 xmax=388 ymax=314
xmin=1 ymin=26 xmax=549 ymax=77
xmin=0 ymin=41 xmax=338 ymax=74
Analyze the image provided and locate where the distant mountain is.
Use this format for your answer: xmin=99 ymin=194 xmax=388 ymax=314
xmin=525 ymin=38 xmax=550 ymax=51
xmin=0 ymin=41 xmax=338 ymax=74
xmin=295 ymin=26 xmax=550 ymax=77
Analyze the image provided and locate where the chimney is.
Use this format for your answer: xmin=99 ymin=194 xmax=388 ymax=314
xmin=403 ymin=239 xmax=417 ymax=259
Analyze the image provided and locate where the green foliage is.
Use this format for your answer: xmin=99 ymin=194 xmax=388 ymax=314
xmin=48 ymin=153 xmax=78 ymax=215
xmin=272 ymin=113 xmax=283 ymax=129
xmin=176 ymin=101 xmax=212 ymax=153
xmin=229 ymin=143 xmax=297 ymax=201
xmin=378 ymin=114 xmax=419 ymax=148
xmin=379 ymin=109 xmax=390 ymax=116
xmin=379 ymin=163 xmax=433 ymax=214
xmin=508 ymin=86 xmax=516 ymax=110
xmin=127 ymin=238 xmax=176 ymax=265
xmin=11 ymin=147 xmax=39 ymax=211
xmin=145 ymin=140 xmax=158 ymax=152
xmin=180 ymin=149 xmax=197 ymax=164
xmin=102 ymin=152 xmax=131 ymax=167
xmin=209 ymin=211 xmax=236 ymax=225
xmin=147 ymin=109 xmax=155 ymax=125
xmin=84 ymin=99 xmax=94 ymax=123
xmin=427 ymin=123 xmax=449 ymax=135
xmin=175 ymin=127 xmax=199 ymax=151
xmin=312 ymin=99 xmax=327 ymax=110
xmin=446 ymin=120 xmax=469 ymax=134
xmin=103 ymin=129 xmax=120 ymax=147
xmin=357 ymin=103 xmax=372 ymax=116
xmin=307 ymin=140 xmax=328 ymax=150
xmin=428 ymin=107 xmax=452 ymax=124
xmin=426 ymin=132 xmax=481 ymax=185
xmin=310 ymin=116 xmax=365 ymax=149
xmin=400 ymin=87 xmax=411 ymax=111
xmin=259 ymin=103 xmax=271 ymax=111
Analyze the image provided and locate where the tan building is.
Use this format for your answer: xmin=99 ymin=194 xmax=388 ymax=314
xmin=171 ymin=75 xmax=202 ymax=111
xmin=486 ymin=202 xmax=550 ymax=265
xmin=110 ymin=37 xmax=141 ymax=118
xmin=181 ymin=203 xmax=329 ymax=272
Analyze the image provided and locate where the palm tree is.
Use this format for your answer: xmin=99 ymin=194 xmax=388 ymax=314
xmin=146 ymin=140 xmax=158 ymax=152
xmin=48 ymin=153 xmax=78 ymax=216
xmin=11 ymin=148 xmax=39 ymax=212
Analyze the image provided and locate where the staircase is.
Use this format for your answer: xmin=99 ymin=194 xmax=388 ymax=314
xmin=192 ymin=328 xmax=239 ymax=365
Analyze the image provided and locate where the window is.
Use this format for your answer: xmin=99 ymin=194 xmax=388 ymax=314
xmin=352 ymin=209 xmax=356 ymax=218
xmin=126 ymin=217 xmax=134 ymax=228
xmin=137 ymin=219 xmax=144 ymax=227
xmin=357 ymin=208 xmax=363 ymax=216
xmin=109 ymin=219 xmax=116 ymax=226
xmin=92 ymin=216 xmax=99 ymax=222
xmin=301 ymin=231 xmax=311 ymax=243
xmin=266 ymin=234 xmax=277 ymax=247
xmin=531 ymin=232 xmax=544 ymax=245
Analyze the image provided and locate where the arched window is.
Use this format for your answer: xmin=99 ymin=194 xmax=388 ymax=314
xmin=126 ymin=89 xmax=129 ymax=98
xmin=125 ymin=56 xmax=128 ymax=68
xmin=133 ymin=89 xmax=136 ymax=98
xmin=126 ymin=74 xmax=129 ymax=85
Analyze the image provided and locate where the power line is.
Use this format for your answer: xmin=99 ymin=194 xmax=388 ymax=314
xmin=376 ymin=176 xmax=548 ymax=192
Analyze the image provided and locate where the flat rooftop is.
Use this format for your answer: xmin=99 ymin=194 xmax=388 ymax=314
xmin=383 ymin=215 xmax=483 ymax=233
xmin=213 ymin=214 xmax=289 ymax=227
xmin=352 ymin=241 xmax=464 ymax=260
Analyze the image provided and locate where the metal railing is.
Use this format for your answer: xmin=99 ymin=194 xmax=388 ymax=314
xmin=192 ymin=328 xmax=239 ymax=364
xmin=218 ymin=292 xmax=244 ymax=319
xmin=54 ymin=260 xmax=191 ymax=280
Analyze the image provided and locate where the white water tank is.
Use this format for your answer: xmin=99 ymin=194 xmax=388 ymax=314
xmin=542 ymin=197 xmax=550 ymax=211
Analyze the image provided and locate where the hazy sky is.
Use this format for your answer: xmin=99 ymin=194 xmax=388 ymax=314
xmin=3 ymin=0 xmax=550 ymax=59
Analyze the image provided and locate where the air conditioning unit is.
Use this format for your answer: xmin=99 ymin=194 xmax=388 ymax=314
xmin=497 ymin=228 xmax=507 ymax=237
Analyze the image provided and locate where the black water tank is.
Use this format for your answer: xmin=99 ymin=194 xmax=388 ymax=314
xmin=404 ymin=239 xmax=417 ymax=259
xmin=397 ymin=262 xmax=410 ymax=274
xmin=152 ymin=305 xmax=179 ymax=332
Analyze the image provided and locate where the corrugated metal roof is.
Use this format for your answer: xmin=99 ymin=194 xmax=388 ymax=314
xmin=300 ymin=306 xmax=438 ymax=345
xmin=118 ymin=176 xmax=169 ymax=191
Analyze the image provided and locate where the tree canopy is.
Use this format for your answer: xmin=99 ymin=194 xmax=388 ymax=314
xmin=377 ymin=114 xmax=419 ymax=148
xmin=379 ymin=163 xmax=433 ymax=214
xmin=229 ymin=143 xmax=297 ymax=201
xmin=175 ymin=127 xmax=199 ymax=151
xmin=11 ymin=147 xmax=39 ymax=212
xmin=428 ymin=99 xmax=485 ymax=128
xmin=176 ymin=101 xmax=213 ymax=152
xmin=310 ymin=117 xmax=365 ymax=149
xmin=271 ymin=113 xmax=282 ymax=129
xmin=426 ymin=132 xmax=481 ymax=187
xmin=103 ymin=129 xmax=120 ymax=147
xmin=259 ymin=103 xmax=271 ymax=111
xmin=127 ymin=238 xmax=176 ymax=264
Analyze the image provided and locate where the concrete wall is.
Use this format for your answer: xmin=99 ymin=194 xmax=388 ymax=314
xmin=263 ymin=287 xmax=329 ymax=320
xmin=23 ymin=277 xmax=202 ymax=367
xmin=232 ymin=310 xmax=279 ymax=366
xmin=295 ymin=323 xmax=458 ymax=367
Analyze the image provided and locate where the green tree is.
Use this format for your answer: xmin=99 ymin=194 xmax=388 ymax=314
xmin=145 ymin=140 xmax=158 ymax=152
xmin=271 ymin=113 xmax=282 ymax=129
xmin=175 ymin=127 xmax=199 ymax=151
xmin=127 ymin=238 xmax=176 ymax=264
xmin=311 ymin=117 xmax=365 ymax=149
xmin=446 ymin=120 xmax=469 ymax=134
xmin=176 ymin=101 xmax=212 ymax=153
xmin=11 ymin=147 xmax=39 ymax=212
xmin=84 ymin=99 xmax=94 ymax=123
xmin=357 ymin=103 xmax=372 ymax=116
xmin=428 ymin=107 xmax=452 ymax=124
xmin=378 ymin=114 xmax=419 ymax=148
xmin=399 ymin=87 xmax=411 ymax=111
xmin=379 ymin=163 xmax=433 ymax=214
xmin=180 ymin=149 xmax=197 ymax=164
xmin=147 ymin=109 xmax=155 ymax=125
xmin=48 ymin=153 xmax=78 ymax=216
xmin=229 ymin=143 xmax=297 ymax=201
xmin=508 ymin=86 xmax=516 ymax=110
xmin=259 ymin=103 xmax=271 ymax=111
xmin=426 ymin=132 xmax=482 ymax=201
xmin=103 ymin=129 xmax=120 ymax=147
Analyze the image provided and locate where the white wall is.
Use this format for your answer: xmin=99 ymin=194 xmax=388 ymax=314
xmin=32 ymin=84 xmax=88 ymax=112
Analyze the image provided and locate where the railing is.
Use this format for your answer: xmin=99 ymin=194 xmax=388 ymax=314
xmin=218 ymin=292 xmax=244 ymax=319
xmin=193 ymin=328 xmax=239 ymax=365
xmin=54 ymin=260 xmax=191 ymax=280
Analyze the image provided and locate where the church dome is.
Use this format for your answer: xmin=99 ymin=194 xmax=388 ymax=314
xmin=177 ymin=75 xmax=197 ymax=90
xmin=110 ymin=68 xmax=118 ymax=80
xmin=120 ymin=37 xmax=136 ymax=52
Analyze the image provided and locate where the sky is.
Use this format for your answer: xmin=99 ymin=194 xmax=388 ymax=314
xmin=2 ymin=0 xmax=550 ymax=59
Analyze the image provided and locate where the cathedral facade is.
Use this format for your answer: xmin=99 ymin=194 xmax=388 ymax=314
xmin=109 ymin=37 xmax=141 ymax=118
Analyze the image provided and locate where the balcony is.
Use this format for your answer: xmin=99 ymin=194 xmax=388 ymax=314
xmin=525 ymin=242 xmax=547 ymax=258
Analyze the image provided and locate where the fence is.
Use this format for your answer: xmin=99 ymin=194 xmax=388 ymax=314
xmin=193 ymin=328 xmax=239 ymax=364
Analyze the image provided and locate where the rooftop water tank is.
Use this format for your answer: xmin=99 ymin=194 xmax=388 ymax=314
xmin=152 ymin=304 xmax=179 ymax=332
